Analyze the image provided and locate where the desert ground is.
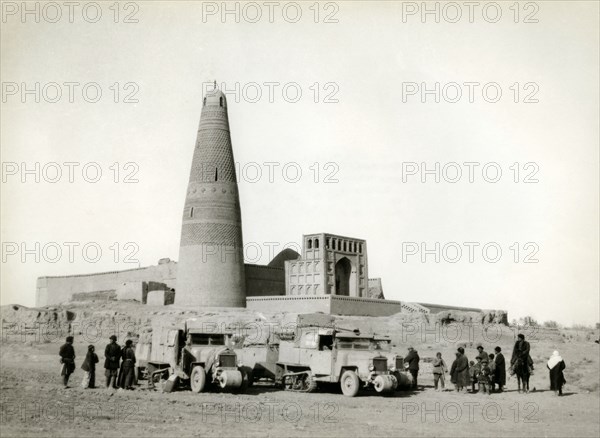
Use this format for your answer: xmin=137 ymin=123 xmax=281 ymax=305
xmin=1 ymin=302 xmax=598 ymax=437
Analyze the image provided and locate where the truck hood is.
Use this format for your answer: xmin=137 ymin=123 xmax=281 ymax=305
xmin=185 ymin=345 xmax=233 ymax=368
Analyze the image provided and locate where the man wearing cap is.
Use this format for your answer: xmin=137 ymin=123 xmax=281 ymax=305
xmin=476 ymin=345 xmax=489 ymax=364
xmin=404 ymin=347 xmax=420 ymax=390
xmin=59 ymin=336 xmax=76 ymax=388
xmin=104 ymin=335 xmax=121 ymax=389
xmin=450 ymin=347 xmax=469 ymax=392
xmin=118 ymin=339 xmax=137 ymax=390
xmin=493 ymin=346 xmax=506 ymax=391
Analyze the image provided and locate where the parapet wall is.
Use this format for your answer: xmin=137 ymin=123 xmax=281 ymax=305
xmin=246 ymin=295 xmax=407 ymax=317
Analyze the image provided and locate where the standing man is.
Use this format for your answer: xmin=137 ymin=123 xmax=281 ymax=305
xmin=493 ymin=346 xmax=506 ymax=392
xmin=59 ymin=336 xmax=76 ymax=388
xmin=476 ymin=345 xmax=489 ymax=364
xmin=450 ymin=347 xmax=469 ymax=392
xmin=404 ymin=347 xmax=420 ymax=390
xmin=511 ymin=334 xmax=534 ymax=373
xmin=104 ymin=335 xmax=121 ymax=389
xmin=118 ymin=339 xmax=137 ymax=390
xmin=81 ymin=345 xmax=99 ymax=389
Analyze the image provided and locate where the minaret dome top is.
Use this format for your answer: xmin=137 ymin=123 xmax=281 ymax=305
xmin=203 ymin=83 xmax=227 ymax=108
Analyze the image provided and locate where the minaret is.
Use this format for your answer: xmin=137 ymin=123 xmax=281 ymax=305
xmin=175 ymin=84 xmax=246 ymax=307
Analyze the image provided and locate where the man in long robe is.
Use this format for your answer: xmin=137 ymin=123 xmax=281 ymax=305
xmin=493 ymin=346 xmax=506 ymax=391
xmin=547 ymin=350 xmax=566 ymax=396
xmin=404 ymin=347 xmax=420 ymax=390
xmin=450 ymin=347 xmax=469 ymax=391
xmin=104 ymin=335 xmax=121 ymax=389
xmin=118 ymin=339 xmax=137 ymax=390
xmin=59 ymin=336 xmax=76 ymax=388
xmin=81 ymin=345 xmax=99 ymax=388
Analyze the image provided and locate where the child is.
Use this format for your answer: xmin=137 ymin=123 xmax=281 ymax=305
xmin=81 ymin=345 xmax=99 ymax=389
xmin=477 ymin=363 xmax=492 ymax=395
xmin=488 ymin=353 xmax=496 ymax=392
xmin=469 ymin=359 xmax=481 ymax=393
xmin=432 ymin=352 xmax=447 ymax=391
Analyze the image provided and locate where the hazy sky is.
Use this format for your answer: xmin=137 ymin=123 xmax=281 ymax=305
xmin=1 ymin=1 xmax=598 ymax=326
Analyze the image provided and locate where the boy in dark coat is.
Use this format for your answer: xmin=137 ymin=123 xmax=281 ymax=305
xmin=104 ymin=335 xmax=121 ymax=389
xmin=81 ymin=345 xmax=99 ymax=388
xmin=59 ymin=336 xmax=76 ymax=388
xmin=477 ymin=362 xmax=492 ymax=395
xmin=432 ymin=352 xmax=448 ymax=391
xmin=469 ymin=359 xmax=480 ymax=393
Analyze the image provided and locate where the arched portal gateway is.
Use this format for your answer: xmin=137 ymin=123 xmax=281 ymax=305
xmin=335 ymin=257 xmax=352 ymax=296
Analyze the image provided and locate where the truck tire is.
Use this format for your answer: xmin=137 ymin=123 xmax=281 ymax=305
xmin=218 ymin=370 xmax=243 ymax=389
xmin=373 ymin=374 xmax=396 ymax=393
xmin=340 ymin=370 xmax=360 ymax=397
xmin=190 ymin=366 xmax=206 ymax=393
xmin=234 ymin=370 xmax=249 ymax=394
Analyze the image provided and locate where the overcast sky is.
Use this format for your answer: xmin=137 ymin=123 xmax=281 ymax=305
xmin=1 ymin=1 xmax=598 ymax=326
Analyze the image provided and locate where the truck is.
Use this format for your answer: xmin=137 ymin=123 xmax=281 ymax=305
xmin=135 ymin=319 xmax=247 ymax=393
xmin=233 ymin=336 xmax=280 ymax=386
xmin=274 ymin=326 xmax=404 ymax=397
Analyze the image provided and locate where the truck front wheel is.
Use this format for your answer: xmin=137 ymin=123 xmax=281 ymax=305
xmin=190 ymin=366 xmax=206 ymax=393
xmin=340 ymin=371 xmax=360 ymax=397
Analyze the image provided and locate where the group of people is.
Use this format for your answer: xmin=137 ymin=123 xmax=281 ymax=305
xmin=59 ymin=333 xmax=567 ymax=396
xmin=58 ymin=335 xmax=137 ymax=390
xmin=403 ymin=334 xmax=568 ymax=396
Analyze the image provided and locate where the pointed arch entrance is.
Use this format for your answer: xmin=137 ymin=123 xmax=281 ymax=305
xmin=335 ymin=257 xmax=353 ymax=296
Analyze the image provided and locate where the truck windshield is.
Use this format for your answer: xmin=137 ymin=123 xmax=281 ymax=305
xmin=335 ymin=338 xmax=391 ymax=351
xmin=373 ymin=340 xmax=392 ymax=351
xmin=335 ymin=338 xmax=371 ymax=350
xmin=189 ymin=334 xmax=226 ymax=345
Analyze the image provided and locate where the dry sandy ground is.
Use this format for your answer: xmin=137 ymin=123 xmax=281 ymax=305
xmin=1 ymin=339 xmax=599 ymax=438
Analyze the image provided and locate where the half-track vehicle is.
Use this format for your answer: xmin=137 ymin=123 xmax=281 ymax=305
xmin=135 ymin=319 xmax=247 ymax=393
xmin=275 ymin=326 xmax=400 ymax=397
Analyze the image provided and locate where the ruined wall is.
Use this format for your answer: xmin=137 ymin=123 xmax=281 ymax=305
xmin=419 ymin=302 xmax=487 ymax=314
xmin=36 ymin=260 xmax=177 ymax=306
xmin=146 ymin=289 xmax=176 ymax=306
xmin=71 ymin=290 xmax=116 ymax=302
xmin=36 ymin=259 xmax=286 ymax=306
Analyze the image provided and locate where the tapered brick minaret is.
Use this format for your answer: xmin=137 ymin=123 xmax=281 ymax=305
xmin=176 ymin=84 xmax=246 ymax=307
